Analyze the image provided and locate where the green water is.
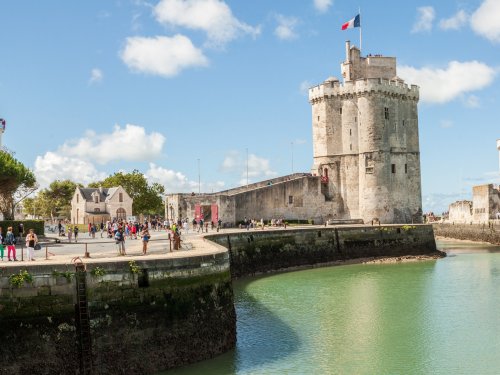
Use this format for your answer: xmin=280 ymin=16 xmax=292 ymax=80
xmin=165 ymin=241 xmax=500 ymax=374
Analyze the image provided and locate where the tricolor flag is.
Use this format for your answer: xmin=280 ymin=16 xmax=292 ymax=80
xmin=341 ymin=14 xmax=360 ymax=30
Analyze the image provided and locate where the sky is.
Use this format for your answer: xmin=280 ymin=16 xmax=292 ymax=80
xmin=0 ymin=0 xmax=499 ymax=214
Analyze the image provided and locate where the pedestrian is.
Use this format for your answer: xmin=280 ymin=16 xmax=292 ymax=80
xmin=67 ymin=225 xmax=73 ymax=243
xmin=25 ymin=229 xmax=38 ymax=261
xmin=5 ymin=227 xmax=17 ymax=261
xmin=90 ymin=224 xmax=96 ymax=239
xmin=88 ymin=222 xmax=92 ymax=237
xmin=0 ymin=227 xmax=4 ymax=261
xmin=115 ymin=227 xmax=126 ymax=256
xmin=141 ymin=227 xmax=150 ymax=255
xmin=74 ymin=225 xmax=79 ymax=243
xmin=100 ymin=222 xmax=104 ymax=238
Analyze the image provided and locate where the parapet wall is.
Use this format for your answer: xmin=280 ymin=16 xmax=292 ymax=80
xmin=0 ymin=253 xmax=235 ymax=375
xmin=309 ymin=78 xmax=419 ymax=102
xmin=207 ymin=224 xmax=438 ymax=278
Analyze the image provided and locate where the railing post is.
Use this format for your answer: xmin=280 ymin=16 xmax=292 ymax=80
xmin=84 ymin=243 xmax=90 ymax=258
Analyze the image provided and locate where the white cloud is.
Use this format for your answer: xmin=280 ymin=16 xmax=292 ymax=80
xmin=439 ymin=10 xmax=468 ymax=30
xmin=34 ymin=125 xmax=166 ymax=187
xmin=398 ymin=61 xmax=496 ymax=103
xmin=275 ymin=15 xmax=299 ymax=41
xmin=89 ymin=68 xmax=103 ymax=84
xmin=121 ymin=35 xmax=209 ymax=78
xmin=313 ymin=0 xmax=332 ymax=13
xmin=145 ymin=163 xmax=196 ymax=192
xmin=146 ymin=163 xmax=225 ymax=193
xmin=412 ymin=6 xmax=435 ymax=33
xmin=440 ymin=120 xmax=453 ymax=128
xmin=464 ymin=95 xmax=480 ymax=108
xmin=221 ymin=151 xmax=276 ymax=184
xmin=34 ymin=152 xmax=107 ymax=188
xmin=59 ymin=124 xmax=165 ymax=164
xmin=153 ymin=0 xmax=260 ymax=48
xmin=299 ymin=80 xmax=311 ymax=95
xmin=470 ymin=0 xmax=500 ymax=43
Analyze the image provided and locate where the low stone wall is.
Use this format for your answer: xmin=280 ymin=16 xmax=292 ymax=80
xmin=206 ymin=225 xmax=439 ymax=278
xmin=433 ymin=223 xmax=500 ymax=245
xmin=0 ymin=253 xmax=235 ymax=375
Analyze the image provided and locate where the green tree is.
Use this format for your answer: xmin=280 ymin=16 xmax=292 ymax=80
xmin=23 ymin=180 xmax=81 ymax=221
xmin=89 ymin=170 xmax=165 ymax=215
xmin=0 ymin=151 xmax=37 ymax=219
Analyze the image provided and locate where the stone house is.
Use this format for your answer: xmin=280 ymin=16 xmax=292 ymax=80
xmin=70 ymin=186 xmax=133 ymax=224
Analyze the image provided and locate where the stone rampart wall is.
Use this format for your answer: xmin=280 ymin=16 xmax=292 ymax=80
xmin=207 ymin=224 xmax=438 ymax=278
xmin=433 ymin=223 xmax=500 ymax=245
xmin=0 ymin=253 xmax=235 ymax=375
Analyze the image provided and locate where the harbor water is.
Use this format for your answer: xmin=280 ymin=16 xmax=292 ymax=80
xmin=164 ymin=240 xmax=500 ymax=374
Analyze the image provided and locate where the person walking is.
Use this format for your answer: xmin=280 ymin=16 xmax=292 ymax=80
xmin=141 ymin=227 xmax=150 ymax=255
xmin=115 ymin=227 xmax=126 ymax=256
xmin=5 ymin=227 xmax=17 ymax=261
xmin=100 ymin=222 xmax=104 ymax=238
xmin=0 ymin=227 xmax=4 ymax=261
xmin=74 ymin=225 xmax=79 ymax=243
xmin=67 ymin=225 xmax=73 ymax=243
xmin=25 ymin=229 xmax=38 ymax=261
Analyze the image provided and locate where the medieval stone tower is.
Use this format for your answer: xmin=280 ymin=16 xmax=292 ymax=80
xmin=309 ymin=41 xmax=422 ymax=223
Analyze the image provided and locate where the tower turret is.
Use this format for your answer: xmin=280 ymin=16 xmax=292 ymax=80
xmin=309 ymin=42 xmax=422 ymax=224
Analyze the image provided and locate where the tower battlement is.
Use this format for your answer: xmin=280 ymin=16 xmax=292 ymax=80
xmin=309 ymin=77 xmax=419 ymax=103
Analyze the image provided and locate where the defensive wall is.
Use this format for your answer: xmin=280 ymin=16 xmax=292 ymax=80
xmin=0 ymin=225 xmax=439 ymax=374
xmin=433 ymin=223 xmax=500 ymax=245
xmin=0 ymin=252 xmax=236 ymax=375
xmin=208 ymin=224 xmax=438 ymax=278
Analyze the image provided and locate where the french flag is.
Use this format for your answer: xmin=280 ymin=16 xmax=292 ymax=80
xmin=341 ymin=14 xmax=360 ymax=30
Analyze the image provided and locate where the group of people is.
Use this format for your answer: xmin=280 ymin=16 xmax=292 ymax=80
xmin=0 ymin=225 xmax=39 ymax=262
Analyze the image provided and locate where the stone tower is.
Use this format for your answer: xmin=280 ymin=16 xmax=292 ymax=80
xmin=309 ymin=41 xmax=422 ymax=223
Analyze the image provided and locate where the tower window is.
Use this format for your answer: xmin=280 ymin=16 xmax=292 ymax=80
xmin=405 ymin=164 xmax=408 ymax=173
xmin=402 ymin=120 xmax=405 ymax=127
xmin=339 ymin=108 xmax=342 ymax=115
xmin=288 ymin=195 xmax=293 ymax=204
xmin=317 ymin=116 xmax=320 ymax=121
xmin=349 ymin=129 xmax=352 ymax=136
xmin=354 ymin=117 xmax=357 ymax=123
xmin=384 ymin=107 xmax=389 ymax=120
xmin=350 ymin=144 xmax=352 ymax=151
xmin=391 ymin=164 xmax=396 ymax=173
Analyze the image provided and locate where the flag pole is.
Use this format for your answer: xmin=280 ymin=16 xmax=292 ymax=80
xmin=359 ymin=7 xmax=362 ymax=52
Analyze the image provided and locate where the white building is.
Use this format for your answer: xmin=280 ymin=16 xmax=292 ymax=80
xmin=70 ymin=186 xmax=133 ymax=224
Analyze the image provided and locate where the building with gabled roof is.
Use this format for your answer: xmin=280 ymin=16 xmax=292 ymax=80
xmin=70 ymin=185 xmax=133 ymax=224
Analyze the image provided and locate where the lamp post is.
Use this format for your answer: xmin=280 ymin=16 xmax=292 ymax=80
xmin=197 ymin=158 xmax=201 ymax=194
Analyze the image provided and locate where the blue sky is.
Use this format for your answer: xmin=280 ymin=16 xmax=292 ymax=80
xmin=0 ymin=0 xmax=499 ymax=214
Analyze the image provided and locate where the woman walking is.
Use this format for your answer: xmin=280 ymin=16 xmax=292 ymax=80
xmin=141 ymin=227 xmax=150 ymax=255
xmin=0 ymin=227 xmax=4 ymax=261
xmin=115 ymin=227 xmax=126 ymax=256
xmin=5 ymin=227 xmax=17 ymax=261
xmin=25 ymin=229 xmax=38 ymax=261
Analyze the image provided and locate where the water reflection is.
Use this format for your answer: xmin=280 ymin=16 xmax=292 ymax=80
xmin=163 ymin=241 xmax=500 ymax=374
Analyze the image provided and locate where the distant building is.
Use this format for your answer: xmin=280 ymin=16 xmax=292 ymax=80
xmin=70 ymin=186 xmax=133 ymax=224
xmin=448 ymin=184 xmax=500 ymax=223
xmin=166 ymin=40 xmax=422 ymax=225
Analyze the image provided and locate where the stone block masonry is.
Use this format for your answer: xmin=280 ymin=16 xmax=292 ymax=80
xmin=206 ymin=224 xmax=439 ymax=279
xmin=0 ymin=253 xmax=235 ymax=375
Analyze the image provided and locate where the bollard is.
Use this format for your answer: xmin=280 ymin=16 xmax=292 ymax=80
xmin=84 ymin=243 xmax=90 ymax=258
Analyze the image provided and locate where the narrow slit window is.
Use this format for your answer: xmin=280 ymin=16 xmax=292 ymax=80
xmin=391 ymin=164 xmax=396 ymax=173
xmin=384 ymin=107 xmax=389 ymax=120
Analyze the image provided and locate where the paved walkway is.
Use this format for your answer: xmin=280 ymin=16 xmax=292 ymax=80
xmin=0 ymin=224 xmax=374 ymax=267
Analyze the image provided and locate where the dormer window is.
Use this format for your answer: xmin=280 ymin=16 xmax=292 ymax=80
xmin=94 ymin=195 xmax=99 ymax=203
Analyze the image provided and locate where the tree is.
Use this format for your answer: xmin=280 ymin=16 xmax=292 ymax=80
xmin=22 ymin=180 xmax=81 ymax=221
xmin=89 ymin=170 xmax=165 ymax=215
xmin=0 ymin=151 xmax=37 ymax=219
